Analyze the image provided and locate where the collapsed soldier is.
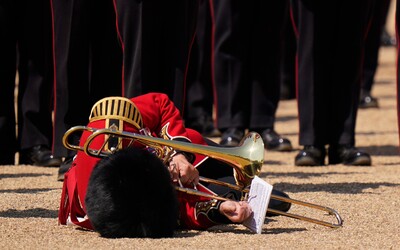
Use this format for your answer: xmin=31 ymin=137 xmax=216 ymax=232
xmin=58 ymin=93 xmax=291 ymax=237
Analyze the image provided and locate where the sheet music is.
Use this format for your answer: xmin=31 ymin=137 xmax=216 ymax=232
xmin=243 ymin=176 xmax=273 ymax=234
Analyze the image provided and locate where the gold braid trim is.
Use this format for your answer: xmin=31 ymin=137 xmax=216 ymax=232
xmin=195 ymin=199 xmax=220 ymax=221
xmin=195 ymin=199 xmax=233 ymax=224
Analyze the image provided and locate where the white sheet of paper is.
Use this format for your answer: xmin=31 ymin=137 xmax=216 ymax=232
xmin=242 ymin=176 xmax=273 ymax=234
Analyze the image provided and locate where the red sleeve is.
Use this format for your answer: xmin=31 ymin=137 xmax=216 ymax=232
xmin=177 ymin=185 xmax=221 ymax=230
xmin=131 ymin=93 xmax=190 ymax=140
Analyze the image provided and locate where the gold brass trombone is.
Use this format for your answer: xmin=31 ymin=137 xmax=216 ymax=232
xmin=63 ymin=126 xmax=343 ymax=228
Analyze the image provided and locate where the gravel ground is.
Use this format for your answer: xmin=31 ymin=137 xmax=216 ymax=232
xmin=1 ymin=47 xmax=399 ymax=249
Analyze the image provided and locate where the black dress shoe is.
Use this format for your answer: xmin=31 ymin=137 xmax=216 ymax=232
xmin=328 ymin=145 xmax=371 ymax=166
xmin=295 ymin=145 xmax=326 ymax=166
xmin=381 ymin=29 xmax=397 ymax=47
xmin=219 ymin=128 xmax=244 ymax=147
xmin=261 ymin=129 xmax=292 ymax=151
xmin=266 ymin=189 xmax=291 ymax=217
xmin=359 ymin=94 xmax=378 ymax=109
xmin=19 ymin=145 xmax=62 ymax=167
xmin=57 ymin=156 xmax=74 ymax=181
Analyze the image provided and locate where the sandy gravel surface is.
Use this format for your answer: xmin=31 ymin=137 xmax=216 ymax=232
xmin=1 ymin=47 xmax=399 ymax=249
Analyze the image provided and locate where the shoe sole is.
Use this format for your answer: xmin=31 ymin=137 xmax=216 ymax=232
xmin=329 ymin=155 xmax=371 ymax=166
xmin=19 ymin=158 xmax=62 ymax=167
xmin=344 ymin=156 xmax=372 ymax=166
xmin=359 ymin=104 xmax=379 ymax=109
xmin=57 ymin=173 xmax=65 ymax=182
xmin=33 ymin=159 xmax=62 ymax=167
xmin=295 ymin=156 xmax=324 ymax=166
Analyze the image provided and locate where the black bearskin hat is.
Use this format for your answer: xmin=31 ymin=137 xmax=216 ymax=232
xmin=85 ymin=147 xmax=178 ymax=238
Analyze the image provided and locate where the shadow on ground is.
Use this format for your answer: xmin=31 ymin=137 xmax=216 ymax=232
xmin=0 ymin=188 xmax=57 ymax=194
xmin=0 ymin=173 xmax=52 ymax=179
xmin=0 ymin=208 xmax=58 ymax=218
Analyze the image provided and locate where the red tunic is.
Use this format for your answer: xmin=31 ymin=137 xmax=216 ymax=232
xmin=58 ymin=93 xmax=216 ymax=230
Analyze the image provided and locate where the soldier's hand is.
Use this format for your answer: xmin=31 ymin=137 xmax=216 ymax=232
xmin=169 ymin=153 xmax=199 ymax=186
xmin=219 ymin=201 xmax=253 ymax=223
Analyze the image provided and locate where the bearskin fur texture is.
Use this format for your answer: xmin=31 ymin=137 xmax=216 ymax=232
xmin=85 ymin=147 xmax=178 ymax=238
